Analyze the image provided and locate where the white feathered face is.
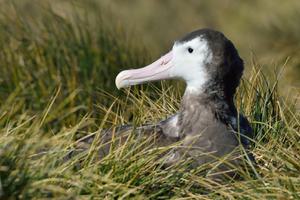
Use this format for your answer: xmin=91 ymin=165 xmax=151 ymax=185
xmin=115 ymin=36 xmax=213 ymax=92
xmin=171 ymin=37 xmax=213 ymax=91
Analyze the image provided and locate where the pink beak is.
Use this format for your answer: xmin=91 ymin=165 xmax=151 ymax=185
xmin=115 ymin=51 xmax=174 ymax=89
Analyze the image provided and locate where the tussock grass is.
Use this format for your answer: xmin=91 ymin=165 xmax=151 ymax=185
xmin=0 ymin=1 xmax=148 ymax=115
xmin=0 ymin=65 xmax=299 ymax=199
xmin=0 ymin=1 xmax=299 ymax=199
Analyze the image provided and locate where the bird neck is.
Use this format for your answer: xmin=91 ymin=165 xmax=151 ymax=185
xmin=181 ymin=86 xmax=237 ymax=122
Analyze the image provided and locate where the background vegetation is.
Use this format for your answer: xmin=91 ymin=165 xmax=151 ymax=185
xmin=0 ymin=0 xmax=299 ymax=199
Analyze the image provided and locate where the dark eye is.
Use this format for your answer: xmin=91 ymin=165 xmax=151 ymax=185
xmin=188 ymin=47 xmax=193 ymax=53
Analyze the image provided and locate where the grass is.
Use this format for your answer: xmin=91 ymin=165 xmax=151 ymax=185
xmin=0 ymin=1 xmax=299 ymax=199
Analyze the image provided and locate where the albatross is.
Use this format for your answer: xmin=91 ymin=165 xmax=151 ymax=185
xmin=73 ymin=28 xmax=254 ymax=175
